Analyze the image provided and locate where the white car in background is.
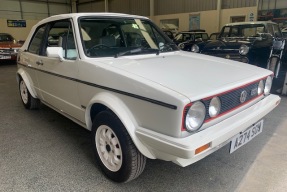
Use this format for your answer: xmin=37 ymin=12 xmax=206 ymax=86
xmin=17 ymin=13 xmax=280 ymax=183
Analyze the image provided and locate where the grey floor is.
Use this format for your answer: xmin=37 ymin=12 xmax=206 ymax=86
xmin=1 ymin=63 xmax=287 ymax=192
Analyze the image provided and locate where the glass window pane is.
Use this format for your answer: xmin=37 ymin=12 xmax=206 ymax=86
xmin=28 ymin=25 xmax=46 ymax=54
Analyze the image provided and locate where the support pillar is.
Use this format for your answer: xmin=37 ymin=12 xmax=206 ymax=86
xmin=217 ymin=0 xmax=222 ymax=31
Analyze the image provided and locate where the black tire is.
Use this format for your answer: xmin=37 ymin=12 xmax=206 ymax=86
xmin=19 ymin=78 xmax=40 ymax=109
xmin=91 ymin=110 xmax=146 ymax=183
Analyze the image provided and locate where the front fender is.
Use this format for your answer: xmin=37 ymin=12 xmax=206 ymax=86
xmin=86 ymin=92 xmax=155 ymax=159
xmin=16 ymin=68 xmax=37 ymax=98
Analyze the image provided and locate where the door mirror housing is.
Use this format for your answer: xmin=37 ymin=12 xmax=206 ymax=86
xmin=47 ymin=47 xmax=64 ymax=61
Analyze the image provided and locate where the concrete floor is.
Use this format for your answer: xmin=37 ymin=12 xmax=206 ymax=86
xmin=1 ymin=63 xmax=287 ymax=192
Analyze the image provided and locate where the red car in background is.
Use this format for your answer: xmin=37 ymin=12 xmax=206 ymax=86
xmin=0 ymin=33 xmax=23 ymax=61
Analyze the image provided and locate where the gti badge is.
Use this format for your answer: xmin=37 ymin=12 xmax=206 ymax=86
xmin=240 ymin=90 xmax=247 ymax=103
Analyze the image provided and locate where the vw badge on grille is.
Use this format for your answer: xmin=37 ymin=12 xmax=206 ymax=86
xmin=240 ymin=90 xmax=247 ymax=103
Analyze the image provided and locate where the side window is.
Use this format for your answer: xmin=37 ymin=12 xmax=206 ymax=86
xmin=273 ymin=25 xmax=282 ymax=38
xmin=183 ymin=34 xmax=191 ymax=41
xmin=174 ymin=33 xmax=183 ymax=41
xmin=46 ymin=20 xmax=77 ymax=60
xmin=267 ymin=24 xmax=274 ymax=36
xmin=221 ymin=27 xmax=230 ymax=37
xmin=28 ymin=25 xmax=46 ymax=54
xmin=201 ymin=33 xmax=208 ymax=41
xmin=230 ymin=27 xmax=239 ymax=37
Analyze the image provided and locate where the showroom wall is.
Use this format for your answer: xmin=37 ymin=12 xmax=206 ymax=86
xmin=152 ymin=0 xmax=258 ymax=34
xmin=77 ymin=0 xmax=150 ymax=16
xmin=0 ymin=0 xmax=71 ymax=40
xmin=1 ymin=0 xmax=286 ymax=40
xmin=221 ymin=6 xmax=258 ymax=28
xmin=0 ymin=18 xmax=38 ymax=40
xmin=152 ymin=10 xmax=219 ymax=34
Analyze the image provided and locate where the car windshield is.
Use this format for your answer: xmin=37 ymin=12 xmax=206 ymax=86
xmin=174 ymin=33 xmax=194 ymax=42
xmin=0 ymin=34 xmax=14 ymax=42
xmin=79 ymin=18 xmax=178 ymax=57
xmin=219 ymin=24 xmax=266 ymax=39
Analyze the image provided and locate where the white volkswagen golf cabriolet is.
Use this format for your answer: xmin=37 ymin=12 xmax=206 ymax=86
xmin=17 ymin=13 xmax=280 ymax=182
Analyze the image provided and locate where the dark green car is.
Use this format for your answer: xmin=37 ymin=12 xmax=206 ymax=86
xmin=192 ymin=21 xmax=283 ymax=68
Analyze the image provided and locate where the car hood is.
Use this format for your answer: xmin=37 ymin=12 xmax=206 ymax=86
xmin=99 ymin=51 xmax=271 ymax=101
xmin=0 ymin=41 xmax=22 ymax=48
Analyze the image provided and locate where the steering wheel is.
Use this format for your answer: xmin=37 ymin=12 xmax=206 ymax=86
xmin=87 ymin=44 xmax=110 ymax=54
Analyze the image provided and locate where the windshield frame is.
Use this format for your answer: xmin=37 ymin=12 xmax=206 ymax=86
xmin=78 ymin=16 xmax=178 ymax=58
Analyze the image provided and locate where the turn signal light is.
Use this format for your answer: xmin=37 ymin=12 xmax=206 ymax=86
xmin=195 ymin=143 xmax=210 ymax=155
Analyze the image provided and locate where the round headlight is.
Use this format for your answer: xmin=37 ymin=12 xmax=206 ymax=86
xmin=239 ymin=45 xmax=249 ymax=55
xmin=191 ymin=44 xmax=199 ymax=53
xmin=209 ymin=97 xmax=221 ymax=117
xmin=264 ymin=76 xmax=272 ymax=95
xmin=185 ymin=101 xmax=206 ymax=132
xmin=178 ymin=43 xmax=185 ymax=50
xmin=258 ymin=80 xmax=264 ymax=95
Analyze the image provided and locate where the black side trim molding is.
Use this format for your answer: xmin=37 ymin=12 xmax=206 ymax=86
xmin=17 ymin=63 xmax=177 ymax=110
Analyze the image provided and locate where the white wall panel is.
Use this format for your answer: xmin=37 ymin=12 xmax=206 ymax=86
xmin=22 ymin=13 xmax=48 ymax=20
xmin=49 ymin=4 xmax=70 ymax=15
xmin=222 ymin=0 xmax=257 ymax=9
xmin=0 ymin=0 xmax=70 ymax=20
xmin=155 ymin=0 xmax=217 ymax=16
xmin=78 ymin=1 xmax=105 ymax=12
xmin=0 ymin=0 xmax=21 ymax=19
xmin=0 ymin=11 xmax=21 ymax=20
xmin=21 ymin=2 xmax=48 ymax=14
xmin=0 ymin=0 xmax=20 ymax=11
xmin=259 ymin=0 xmax=287 ymax=10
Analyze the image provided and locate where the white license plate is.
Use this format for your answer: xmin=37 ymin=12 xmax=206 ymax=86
xmin=0 ymin=55 xmax=11 ymax=59
xmin=230 ymin=119 xmax=263 ymax=153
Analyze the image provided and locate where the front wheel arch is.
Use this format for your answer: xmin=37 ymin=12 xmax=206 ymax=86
xmin=85 ymin=92 xmax=155 ymax=159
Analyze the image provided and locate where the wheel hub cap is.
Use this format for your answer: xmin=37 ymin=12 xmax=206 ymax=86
xmin=95 ymin=125 xmax=122 ymax=172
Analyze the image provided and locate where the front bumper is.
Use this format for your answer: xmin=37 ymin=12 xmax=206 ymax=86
xmin=136 ymin=94 xmax=280 ymax=167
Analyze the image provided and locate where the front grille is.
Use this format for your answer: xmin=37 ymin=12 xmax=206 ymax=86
xmin=202 ymin=80 xmax=261 ymax=121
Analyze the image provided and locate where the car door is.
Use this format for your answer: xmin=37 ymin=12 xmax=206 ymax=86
xmin=21 ymin=24 xmax=47 ymax=99
xmin=35 ymin=19 xmax=83 ymax=123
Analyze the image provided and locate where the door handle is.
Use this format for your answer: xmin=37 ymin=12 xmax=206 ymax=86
xmin=36 ymin=60 xmax=43 ymax=65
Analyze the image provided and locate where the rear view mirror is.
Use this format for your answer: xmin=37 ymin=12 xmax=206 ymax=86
xmin=47 ymin=47 xmax=64 ymax=61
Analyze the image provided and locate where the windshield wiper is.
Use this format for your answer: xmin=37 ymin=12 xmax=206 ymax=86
xmin=115 ymin=47 xmax=159 ymax=58
xmin=115 ymin=48 xmax=142 ymax=58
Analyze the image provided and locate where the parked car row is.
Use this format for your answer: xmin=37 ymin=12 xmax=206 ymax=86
xmin=165 ymin=21 xmax=286 ymax=80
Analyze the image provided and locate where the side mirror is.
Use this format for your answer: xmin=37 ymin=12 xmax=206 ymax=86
xmin=47 ymin=47 xmax=64 ymax=61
